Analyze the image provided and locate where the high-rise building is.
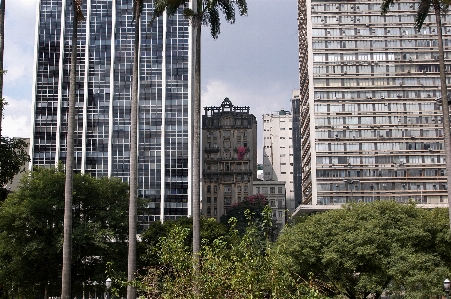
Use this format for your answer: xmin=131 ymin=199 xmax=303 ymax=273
xmin=291 ymin=90 xmax=303 ymax=207
xmin=201 ymin=98 xmax=257 ymax=220
xmin=296 ymin=0 xmax=449 ymax=210
xmin=30 ymin=1 xmax=192 ymax=222
xmin=262 ymin=109 xmax=296 ymax=211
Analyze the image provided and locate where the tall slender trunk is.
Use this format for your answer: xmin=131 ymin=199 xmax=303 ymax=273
xmin=61 ymin=4 xmax=79 ymax=299
xmin=434 ymin=4 xmax=451 ymax=232
xmin=0 ymin=0 xmax=5 ymax=141
xmin=127 ymin=4 xmax=139 ymax=299
xmin=192 ymin=18 xmax=201 ymax=298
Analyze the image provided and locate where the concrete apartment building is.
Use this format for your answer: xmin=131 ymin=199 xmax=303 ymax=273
xmin=295 ymin=0 xmax=450 ymax=212
xmin=253 ymin=180 xmax=287 ymax=230
xmin=201 ymin=98 xmax=258 ymax=220
xmin=263 ymin=109 xmax=296 ymax=212
xmin=30 ymin=0 xmax=193 ymax=222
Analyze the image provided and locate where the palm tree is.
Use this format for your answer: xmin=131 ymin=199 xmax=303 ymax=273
xmin=0 ymin=0 xmax=4 ymax=141
xmin=152 ymin=0 xmax=247 ymax=294
xmin=61 ymin=1 xmax=84 ymax=299
xmin=127 ymin=1 xmax=141 ymax=298
xmin=382 ymin=0 xmax=451 ymax=231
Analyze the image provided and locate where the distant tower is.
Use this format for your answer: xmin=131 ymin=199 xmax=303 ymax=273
xmin=202 ymin=98 xmax=257 ymax=220
xmin=291 ymin=90 xmax=303 ymax=207
xmin=263 ymin=108 xmax=296 ymax=211
xmin=296 ymin=0 xmax=449 ymax=209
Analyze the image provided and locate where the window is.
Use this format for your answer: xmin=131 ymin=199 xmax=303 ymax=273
xmin=262 ymin=187 xmax=268 ymax=194
xmin=214 ymin=185 xmax=217 ymax=193
xmin=256 ymin=187 xmax=260 ymax=193
xmin=278 ymin=187 xmax=283 ymax=193
xmin=270 ymin=187 xmax=275 ymax=194
xmin=207 ymin=197 xmax=211 ymax=203
xmin=207 ymin=186 xmax=211 ymax=193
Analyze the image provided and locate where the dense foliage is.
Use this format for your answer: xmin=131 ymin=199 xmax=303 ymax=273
xmin=220 ymin=193 xmax=270 ymax=235
xmin=274 ymin=201 xmax=451 ymax=299
xmin=0 ymin=136 xmax=29 ymax=188
xmin=0 ymin=167 xmax=129 ymax=298
xmin=132 ymin=205 xmax=327 ymax=299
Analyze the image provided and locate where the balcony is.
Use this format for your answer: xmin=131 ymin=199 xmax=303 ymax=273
xmin=204 ymin=146 xmax=220 ymax=153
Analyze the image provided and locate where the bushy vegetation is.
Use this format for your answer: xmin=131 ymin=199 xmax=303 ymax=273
xmin=0 ymin=171 xmax=450 ymax=299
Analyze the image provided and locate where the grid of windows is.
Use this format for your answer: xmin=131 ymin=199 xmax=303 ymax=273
xmin=299 ymin=0 xmax=449 ymax=205
xmin=31 ymin=0 xmax=191 ymax=224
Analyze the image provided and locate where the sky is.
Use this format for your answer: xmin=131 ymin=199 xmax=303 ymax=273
xmin=2 ymin=0 xmax=299 ymax=163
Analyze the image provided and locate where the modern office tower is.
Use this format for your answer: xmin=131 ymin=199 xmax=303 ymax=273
xmin=296 ymin=0 xmax=450 ymax=208
xmin=202 ymin=98 xmax=257 ymax=220
xmin=262 ymin=109 xmax=296 ymax=211
xmin=30 ymin=1 xmax=192 ymax=222
xmin=253 ymin=180 xmax=286 ymax=230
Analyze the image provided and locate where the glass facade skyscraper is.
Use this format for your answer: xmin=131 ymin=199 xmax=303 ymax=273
xmin=296 ymin=0 xmax=450 ymax=209
xmin=30 ymin=0 xmax=192 ymax=223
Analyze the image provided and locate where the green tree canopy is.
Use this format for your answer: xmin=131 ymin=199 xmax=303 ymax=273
xmin=220 ymin=193 xmax=269 ymax=235
xmin=273 ymin=201 xmax=451 ymax=299
xmin=138 ymin=216 xmax=229 ymax=267
xmin=0 ymin=167 xmax=129 ymax=299
xmin=0 ymin=136 xmax=29 ymax=188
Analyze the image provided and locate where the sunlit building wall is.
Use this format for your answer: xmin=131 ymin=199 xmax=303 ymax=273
xmin=30 ymin=0 xmax=192 ymax=223
xmin=263 ymin=109 xmax=296 ymax=211
xmin=297 ymin=0 xmax=450 ymax=207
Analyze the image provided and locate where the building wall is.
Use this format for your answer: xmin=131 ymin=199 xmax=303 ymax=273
xmin=202 ymin=98 xmax=257 ymax=220
xmin=298 ymin=0 xmax=450 ymax=205
xmin=291 ymin=90 xmax=303 ymax=207
xmin=30 ymin=0 xmax=192 ymax=223
xmin=262 ymin=110 xmax=296 ymax=211
xmin=253 ymin=180 xmax=286 ymax=230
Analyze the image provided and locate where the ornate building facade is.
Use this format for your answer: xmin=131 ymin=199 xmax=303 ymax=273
xmin=201 ymin=98 xmax=257 ymax=220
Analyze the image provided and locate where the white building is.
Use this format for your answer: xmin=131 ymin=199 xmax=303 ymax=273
xmin=253 ymin=180 xmax=286 ymax=230
xmin=263 ymin=110 xmax=296 ymax=211
xmin=294 ymin=0 xmax=450 ymax=213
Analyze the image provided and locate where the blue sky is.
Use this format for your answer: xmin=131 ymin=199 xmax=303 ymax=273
xmin=3 ymin=0 xmax=299 ymax=162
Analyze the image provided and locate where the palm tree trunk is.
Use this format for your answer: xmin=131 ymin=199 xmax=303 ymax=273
xmin=127 ymin=4 xmax=139 ymax=299
xmin=434 ymin=3 xmax=451 ymax=232
xmin=0 ymin=0 xmax=4 ymax=141
xmin=62 ymin=4 xmax=78 ymax=299
xmin=192 ymin=18 xmax=201 ymax=298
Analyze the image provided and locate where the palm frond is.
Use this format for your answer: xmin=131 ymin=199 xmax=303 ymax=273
xmin=74 ymin=0 xmax=84 ymax=21
xmin=206 ymin=7 xmax=221 ymax=39
xmin=380 ymin=0 xmax=395 ymax=15
xmin=235 ymin=0 xmax=248 ymax=16
xmin=151 ymin=0 xmax=167 ymax=23
xmin=218 ymin=0 xmax=236 ymax=23
xmin=415 ymin=0 xmax=432 ymax=31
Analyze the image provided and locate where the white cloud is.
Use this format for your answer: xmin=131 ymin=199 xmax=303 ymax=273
xmin=2 ymin=96 xmax=32 ymax=138
xmin=3 ymin=0 xmax=37 ymax=100
xmin=4 ymin=42 xmax=34 ymax=85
